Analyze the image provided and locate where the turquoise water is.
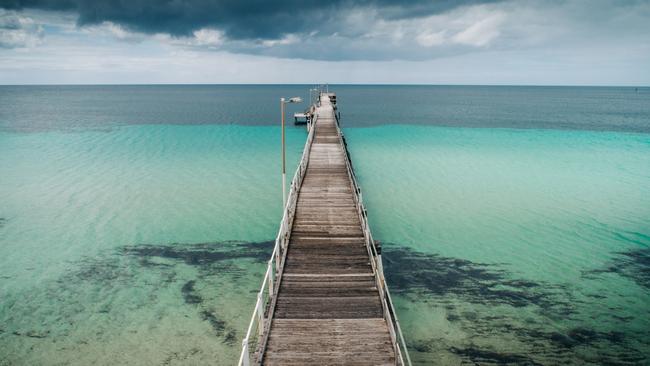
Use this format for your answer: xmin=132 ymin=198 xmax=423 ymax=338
xmin=346 ymin=126 xmax=650 ymax=364
xmin=1 ymin=85 xmax=649 ymax=365
xmin=0 ymin=124 xmax=306 ymax=364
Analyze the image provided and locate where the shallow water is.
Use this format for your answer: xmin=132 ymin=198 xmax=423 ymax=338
xmin=1 ymin=85 xmax=649 ymax=365
xmin=345 ymin=126 xmax=650 ymax=364
xmin=0 ymin=123 xmax=307 ymax=365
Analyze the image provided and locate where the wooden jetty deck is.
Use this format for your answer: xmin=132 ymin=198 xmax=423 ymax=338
xmin=239 ymin=92 xmax=410 ymax=366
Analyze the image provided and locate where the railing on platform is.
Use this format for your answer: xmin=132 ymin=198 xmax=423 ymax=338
xmin=335 ymin=112 xmax=413 ymax=366
xmin=238 ymin=113 xmax=318 ymax=366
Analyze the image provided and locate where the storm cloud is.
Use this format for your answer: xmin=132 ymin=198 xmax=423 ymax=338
xmin=1 ymin=0 xmax=500 ymax=40
xmin=0 ymin=0 xmax=649 ymax=83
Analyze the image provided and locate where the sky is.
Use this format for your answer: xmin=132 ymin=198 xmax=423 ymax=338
xmin=0 ymin=0 xmax=649 ymax=85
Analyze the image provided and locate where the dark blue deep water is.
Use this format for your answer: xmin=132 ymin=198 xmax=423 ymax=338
xmin=1 ymin=85 xmax=649 ymax=132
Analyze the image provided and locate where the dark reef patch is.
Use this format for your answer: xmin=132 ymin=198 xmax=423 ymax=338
xmin=546 ymin=327 xmax=626 ymax=349
xmin=11 ymin=330 xmax=49 ymax=339
xmin=200 ymin=310 xmax=237 ymax=346
xmin=59 ymin=240 xmax=275 ymax=289
xmin=383 ymin=245 xmax=650 ymax=364
xmin=122 ymin=241 xmax=276 ymax=345
xmin=0 ymin=217 xmax=6 ymax=228
xmin=66 ymin=258 xmax=127 ymax=284
xmin=179 ymin=280 xmax=238 ymax=345
xmin=451 ymin=346 xmax=544 ymax=366
xmin=161 ymin=348 xmax=201 ymax=366
xmin=181 ymin=280 xmax=202 ymax=305
xmin=583 ymin=247 xmax=650 ymax=290
xmin=122 ymin=241 xmax=273 ymax=265
xmin=200 ymin=309 xmax=226 ymax=336
xmin=409 ymin=339 xmax=434 ymax=353
xmin=121 ymin=241 xmax=273 ymax=278
xmin=382 ymin=245 xmax=572 ymax=312
xmin=51 ymin=240 xmax=274 ymax=346
xmin=446 ymin=313 xmax=460 ymax=322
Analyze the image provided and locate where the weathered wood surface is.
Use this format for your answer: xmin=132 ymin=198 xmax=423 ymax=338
xmin=261 ymin=96 xmax=396 ymax=365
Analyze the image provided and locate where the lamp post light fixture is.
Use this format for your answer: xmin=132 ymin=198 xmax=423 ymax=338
xmin=281 ymin=96 xmax=303 ymax=208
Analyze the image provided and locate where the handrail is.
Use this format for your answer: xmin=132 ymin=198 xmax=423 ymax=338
xmin=238 ymin=112 xmax=318 ymax=366
xmin=335 ymin=113 xmax=412 ymax=366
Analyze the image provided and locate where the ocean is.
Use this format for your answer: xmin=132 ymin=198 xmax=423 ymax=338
xmin=1 ymin=85 xmax=649 ymax=365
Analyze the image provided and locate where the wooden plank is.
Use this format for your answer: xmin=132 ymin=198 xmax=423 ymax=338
xmin=265 ymin=319 xmax=394 ymax=365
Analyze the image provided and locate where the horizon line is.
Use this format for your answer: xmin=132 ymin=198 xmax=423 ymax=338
xmin=1 ymin=83 xmax=648 ymax=88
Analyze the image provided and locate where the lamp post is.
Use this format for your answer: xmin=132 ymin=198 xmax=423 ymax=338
xmin=309 ymin=88 xmax=319 ymax=106
xmin=281 ymin=96 xmax=303 ymax=209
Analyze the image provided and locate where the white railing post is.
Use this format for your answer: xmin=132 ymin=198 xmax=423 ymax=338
xmin=241 ymin=339 xmax=250 ymax=366
xmin=256 ymin=293 xmax=264 ymax=337
xmin=275 ymin=240 xmax=281 ymax=273
xmin=268 ymin=260 xmax=274 ymax=296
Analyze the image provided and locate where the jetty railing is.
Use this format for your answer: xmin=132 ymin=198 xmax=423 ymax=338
xmin=238 ymin=113 xmax=318 ymax=366
xmin=335 ymin=113 xmax=413 ymax=366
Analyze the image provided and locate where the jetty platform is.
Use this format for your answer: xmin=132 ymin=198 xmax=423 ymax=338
xmin=239 ymin=91 xmax=410 ymax=365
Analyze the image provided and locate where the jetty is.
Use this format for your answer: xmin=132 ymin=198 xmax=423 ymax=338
xmin=239 ymin=90 xmax=410 ymax=365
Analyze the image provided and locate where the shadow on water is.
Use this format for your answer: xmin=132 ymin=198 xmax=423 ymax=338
xmin=382 ymin=244 xmax=649 ymax=365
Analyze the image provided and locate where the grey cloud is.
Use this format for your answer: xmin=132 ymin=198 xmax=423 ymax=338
xmin=0 ymin=9 xmax=43 ymax=48
xmin=2 ymin=0 xmax=649 ymax=62
xmin=0 ymin=0 xmax=500 ymax=40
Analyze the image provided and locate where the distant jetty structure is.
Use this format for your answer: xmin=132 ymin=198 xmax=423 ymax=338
xmin=239 ymin=89 xmax=411 ymax=365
